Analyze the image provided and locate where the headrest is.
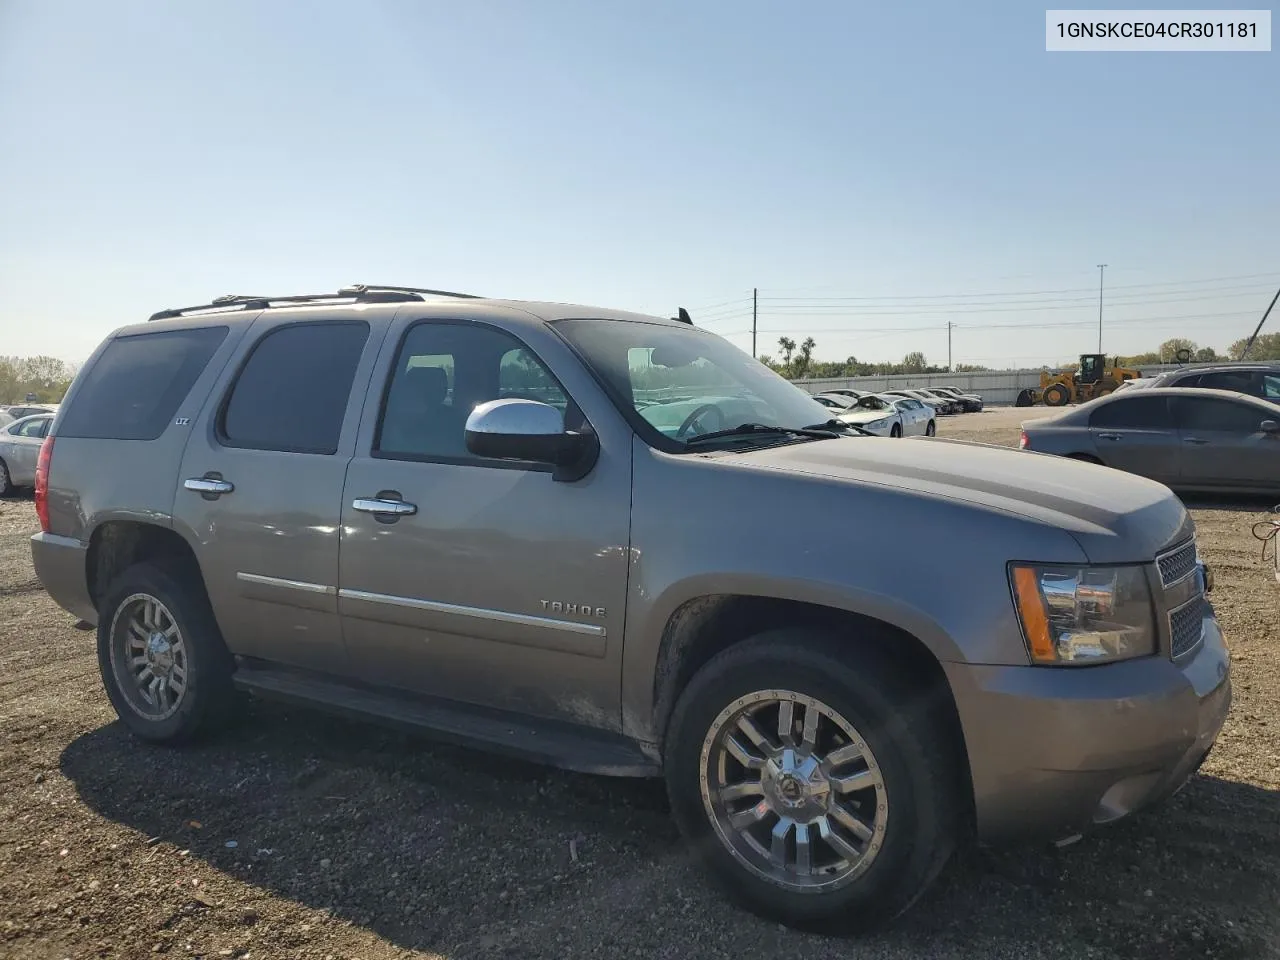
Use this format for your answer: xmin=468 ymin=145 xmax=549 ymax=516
xmin=403 ymin=365 xmax=448 ymax=406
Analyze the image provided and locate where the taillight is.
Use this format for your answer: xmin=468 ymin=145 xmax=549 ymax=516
xmin=34 ymin=437 xmax=53 ymax=532
xmin=1018 ymin=430 xmax=1030 ymax=450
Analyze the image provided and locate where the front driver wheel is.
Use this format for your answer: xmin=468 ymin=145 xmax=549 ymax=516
xmin=664 ymin=632 xmax=959 ymax=932
xmin=890 ymin=423 xmax=902 ymax=438
xmin=925 ymin=420 xmax=936 ymax=436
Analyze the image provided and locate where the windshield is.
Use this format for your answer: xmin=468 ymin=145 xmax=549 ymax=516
xmin=555 ymin=318 xmax=837 ymax=448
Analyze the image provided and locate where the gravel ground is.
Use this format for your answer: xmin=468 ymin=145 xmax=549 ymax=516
xmin=2 ymin=408 xmax=1279 ymax=960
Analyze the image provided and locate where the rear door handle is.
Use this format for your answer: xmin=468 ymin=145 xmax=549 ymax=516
xmin=352 ymin=498 xmax=417 ymax=516
xmin=184 ymin=477 xmax=234 ymax=495
xmin=1183 ymin=437 xmax=1209 ymax=445
xmin=1097 ymin=432 xmax=1122 ymax=441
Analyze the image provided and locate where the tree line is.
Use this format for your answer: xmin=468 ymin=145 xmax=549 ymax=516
xmin=757 ymin=337 xmax=991 ymax=380
xmin=0 ymin=356 xmax=77 ymax=404
xmin=756 ymin=332 xmax=1280 ymax=381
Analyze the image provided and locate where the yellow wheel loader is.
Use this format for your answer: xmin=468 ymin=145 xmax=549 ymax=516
xmin=1015 ymin=354 xmax=1142 ymax=407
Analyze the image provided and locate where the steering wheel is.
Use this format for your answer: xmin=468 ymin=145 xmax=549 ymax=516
xmin=675 ymin=403 xmax=727 ymax=438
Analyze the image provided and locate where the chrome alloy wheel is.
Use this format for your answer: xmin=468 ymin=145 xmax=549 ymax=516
xmin=110 ymin=593 xmax=189 ymax=721
xmin=699 ymin=690 xmax=888 ymax=891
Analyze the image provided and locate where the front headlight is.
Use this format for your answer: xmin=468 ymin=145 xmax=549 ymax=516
xmin=864 ymin=417 xmax=891 ymax=429
xmin=1010 ymin=563 xmax=1156 ymax=665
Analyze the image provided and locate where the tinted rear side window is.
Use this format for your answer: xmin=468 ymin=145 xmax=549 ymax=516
xmin=58 ymin=326 xmax=229 ymax=440
xmin=220 ymin=321 xmax=369 ymax=455
xmin=1088 ymin=396 xmax=1170 ymax=429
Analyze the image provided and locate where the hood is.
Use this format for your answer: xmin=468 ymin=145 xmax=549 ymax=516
xmin=730 ymin=436 xmax=1191 ymax=563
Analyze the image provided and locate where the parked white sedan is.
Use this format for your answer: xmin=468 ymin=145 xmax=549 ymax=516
xmin=879 ymin=395 xmax=936 ymax=436
xmin=827 ymin=393 xmax=904 ymax=437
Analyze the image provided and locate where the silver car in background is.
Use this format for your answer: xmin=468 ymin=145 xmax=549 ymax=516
xmin=0 ymin=413 xmax=54 ymax=494
xmin=1020 ymin=387 xmax=1280 ymax=494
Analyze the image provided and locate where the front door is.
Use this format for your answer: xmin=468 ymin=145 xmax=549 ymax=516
xmin=337 ymin=316 xmax=632 ymax=730
xmin=174 ymin=314 xmax=385 ymax=675
xmin=1172 ymin=395 xmax=1280 ymax=490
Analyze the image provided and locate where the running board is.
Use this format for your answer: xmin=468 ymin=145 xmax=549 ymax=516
xmin=232 ymin=661 xmax=659 ymax=777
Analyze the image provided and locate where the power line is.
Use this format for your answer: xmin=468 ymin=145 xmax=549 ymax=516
xmin=752 ymin=271 xmax=1280 ymax=304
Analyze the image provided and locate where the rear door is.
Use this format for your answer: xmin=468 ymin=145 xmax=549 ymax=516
xmin=1087 ymin=395 xmax=1179 ymax=484
xmin=1171 ymin=395 xmax=1280 ymax=490
xmin=174 ymin=314 xmax=387 ymax=676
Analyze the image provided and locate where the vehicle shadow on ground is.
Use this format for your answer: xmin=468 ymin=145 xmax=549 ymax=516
xmin=61 ymin=700 xmax=1280 ymax=960
xmin=1181 ymin=493 xmax=1279 ymax=514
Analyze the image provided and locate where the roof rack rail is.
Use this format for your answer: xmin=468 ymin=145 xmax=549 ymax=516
xmin=147 ymin=283 xmax=484 ymax=322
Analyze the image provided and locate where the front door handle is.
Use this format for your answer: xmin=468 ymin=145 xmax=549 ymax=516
xmin=184 ymin=477 xmax=234 ymax=495
xmin=1183 ymin=437 xmax=1209 ymax=445
xmin=1097 ymin=432 xmax=1122 ymax=441
xmin=352 ymin=497 xmax=417 ymax=516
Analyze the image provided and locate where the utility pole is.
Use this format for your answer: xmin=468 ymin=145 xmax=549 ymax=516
xmin=947 ymin=322 xmax=954 ymax=372
xmin=752 ymin=288 xmax=758 ymax=357
xmin=1240 ymin=284 xmax=1280 ymax=359
xmin=1096 ymin=264 xmax=1107 ymax=353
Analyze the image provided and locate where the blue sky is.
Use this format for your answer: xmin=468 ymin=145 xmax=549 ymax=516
xmin=0 ymin=0 xmax=1276 ymax=368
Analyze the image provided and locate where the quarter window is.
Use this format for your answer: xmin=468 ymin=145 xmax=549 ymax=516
xmin=220 ymin=321 xmax=370 ymax=455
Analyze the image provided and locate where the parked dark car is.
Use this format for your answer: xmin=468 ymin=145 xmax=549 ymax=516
xmin=931 ymin=386 xmax=984 ymax=412
xmin=1020 ymin=387 xmax=1280 ymax=494
xmin=1116 ymin=363 xmax=1280 ymax=403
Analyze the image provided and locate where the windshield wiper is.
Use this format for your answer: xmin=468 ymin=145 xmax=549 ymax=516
xmin=683 ymin=422 xmax=846 ymax=446
xmin=802 ymin=417 xmax=875 ymax=437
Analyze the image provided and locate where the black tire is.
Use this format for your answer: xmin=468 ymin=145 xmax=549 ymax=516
xmin=925 ymin=420 xmax=936 ymax=437
xmin=1014 ymin=389 xmax=1034 ymax=407
xmin=0 ymin=458 xmax=11 ymax=496
xmin=1043 ymin=383 xmax=1071 ymax=407
xmin=96 ymin=562 xmax=235 ymax=745
xmin=890 ymin=423 xmax=902 ymax=438
xmin=664 ymin=631 xmax=960 ymax=932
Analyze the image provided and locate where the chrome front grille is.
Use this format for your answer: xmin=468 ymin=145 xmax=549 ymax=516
xmin=1158 ymin=540 xmax=1198 ymax=587
xmin=1169 ymin=596 xmax=1207 ymax=660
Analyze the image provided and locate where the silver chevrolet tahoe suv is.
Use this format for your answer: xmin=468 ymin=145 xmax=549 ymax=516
xmin=31 ymin=285 xmax=1231 ymax=931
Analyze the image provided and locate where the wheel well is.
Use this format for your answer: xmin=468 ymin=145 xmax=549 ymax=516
xmin=86 ymin=521 xmax=202 ymax=608
xmin=656 ymin=596 xmax=963 ymax=744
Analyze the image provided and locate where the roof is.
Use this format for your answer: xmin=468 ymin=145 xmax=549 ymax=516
xmin=138 ymin=284 xmax=678 ymax=331
xmin=1026 ymin=386 xmax=1280 ymax=426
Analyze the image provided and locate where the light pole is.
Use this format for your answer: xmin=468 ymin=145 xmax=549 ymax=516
xmin=1096 ymin=264 xmax=1107 ymax=354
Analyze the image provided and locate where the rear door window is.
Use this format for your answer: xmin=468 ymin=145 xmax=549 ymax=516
xmin=219 ymin=321 xmax=370 ymax=455
xmin=57 ymin=326 xmax=229 ymax=441
xmin=1262 ymin=374 xmax=1280 ymax=401
xmin=1198 ymin=370 xmax=1258 ymax=395
xmin=1088 ymin=396 xmax=1170 ymax=429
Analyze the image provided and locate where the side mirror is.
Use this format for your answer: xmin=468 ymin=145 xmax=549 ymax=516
xmin=1262 ymin=419 xmax=1279 ymax=434
xmin=465 ymin=399 xmax=598 ymax=480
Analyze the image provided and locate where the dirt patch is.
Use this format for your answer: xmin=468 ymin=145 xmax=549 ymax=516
xmin=1 ymin=417 xmax=1278 ymax=960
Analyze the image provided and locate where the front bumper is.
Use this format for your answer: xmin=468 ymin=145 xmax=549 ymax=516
xmin=945 ymin=614 xmax=1231 ymax=842
xmin=30 ymin=532 xmax=96 ymax=624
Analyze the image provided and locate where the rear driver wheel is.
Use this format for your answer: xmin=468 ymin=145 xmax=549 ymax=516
xmin=97 ymin=563 xmax=235 ymax=744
